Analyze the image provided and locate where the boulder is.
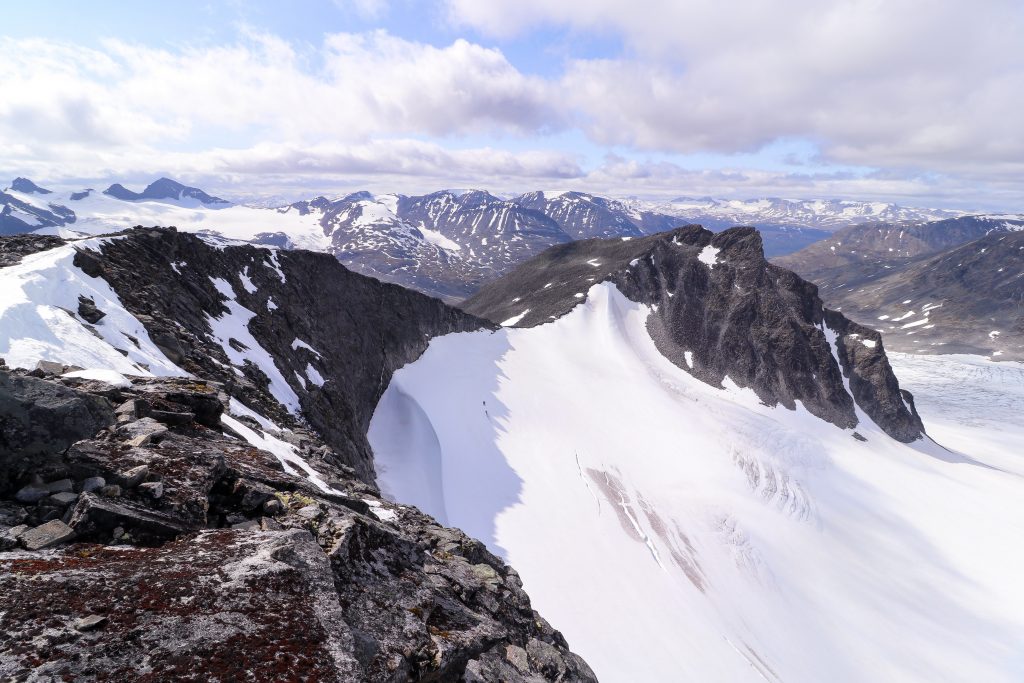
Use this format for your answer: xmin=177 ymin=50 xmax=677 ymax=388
xmin=14 ymin=486 xmax=48 ymax=504
xmin=77 ymin=295 xmax=107 ymax=324
xmin=0 ymin=370 xmax=114 ymax=493
xmin=47 ymin=491 xmax=79 ymax=507
xmin=73 ymin=615 xmax=108 ymax=632
xmin=119 ymin=464 xmax=150 ymax=488
xmin=139 ymin=481 xmax=163 ymax=499
xmin=0 ymin=524 xmax=28 ymax=551
xmin=34 ymin=360 xmax=65 ymax=376
xmin=117 ymin=418 xmax=167 ymax=448
xmin=19 ymin=520 xmax=75 ymax=550
xmin=45 ymin=478 xmax=74 ymax=493
xmin=81 ymin=476 xmax=106 ymax=493
xmin=68 ymin=493 xmax=191 ymax=544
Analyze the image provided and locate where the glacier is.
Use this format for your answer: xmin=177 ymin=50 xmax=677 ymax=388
xmin=369 ymin=282 xmax=1024 ymax=682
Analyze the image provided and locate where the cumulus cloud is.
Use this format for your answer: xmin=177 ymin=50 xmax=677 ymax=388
xmin=448 ymin=0 xmax=1024 ymax=174
xmin=0 ymin=30 xmax=557 ymax=150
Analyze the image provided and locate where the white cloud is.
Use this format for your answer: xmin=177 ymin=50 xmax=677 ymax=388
xmin=448 ymin=0 xmax=1024 ymax=173
xmin=0 ymin=30 xmax=556 ymax=149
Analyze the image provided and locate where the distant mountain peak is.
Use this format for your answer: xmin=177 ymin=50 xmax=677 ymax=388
xmin=10 ymin=178 xmax=52 ymax=194
xmin=103 ymin=178 xmax=228 ymax=205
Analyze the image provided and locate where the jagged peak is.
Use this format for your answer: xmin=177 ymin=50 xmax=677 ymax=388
xmin=462 ymin=225 xmax=923 ymax=443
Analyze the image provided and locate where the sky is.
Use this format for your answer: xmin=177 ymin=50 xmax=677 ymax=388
xmin=1 ymin=0 xmax=1022 ymax=210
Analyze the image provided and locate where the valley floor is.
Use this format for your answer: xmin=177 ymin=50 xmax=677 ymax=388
xmin=370 ymin=285 xmax=1024 ymax=683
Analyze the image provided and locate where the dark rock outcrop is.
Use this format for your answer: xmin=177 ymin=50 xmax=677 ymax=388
xmin=70 ymin=227 xmax=493 ymax=482
xmin=0 ymin=372 xmax=115 ymax=496
xmin=463 ymin=225 xmax=924 ymax=442
xmin=0 ymin=369 xmax=596 ymax=682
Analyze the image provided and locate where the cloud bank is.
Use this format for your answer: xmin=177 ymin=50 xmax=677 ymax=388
xmin=2 ymin=1 xmax=1022 ymax=209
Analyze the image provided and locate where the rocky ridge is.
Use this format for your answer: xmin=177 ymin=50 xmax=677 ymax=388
xmin=0 ymin=364 xmax=595 ymax=681
xmin=462 ymin=226 xmax=924 ymax=443
xmin=69 ymin=227 xmax=491 ymax=484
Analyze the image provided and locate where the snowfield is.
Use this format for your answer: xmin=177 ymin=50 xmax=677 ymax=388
xmin=370 ymin=283 xmax=1024 ymax=683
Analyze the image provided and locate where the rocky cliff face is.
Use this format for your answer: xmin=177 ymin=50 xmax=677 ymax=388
xmin=462 ymin=225 xmax=924 ymax=443
xmin=71 ymin=227 xmax=491 ymax=484
xmin=0 ymin=228 xmax=595 ymax=681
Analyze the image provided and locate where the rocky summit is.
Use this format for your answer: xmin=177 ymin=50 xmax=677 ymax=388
xmin=462 ymin=225 xmax=924 ymax=442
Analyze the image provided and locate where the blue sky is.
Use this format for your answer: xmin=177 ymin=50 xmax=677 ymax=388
xmin=2 ymin=1 xmax=1021 ymax=210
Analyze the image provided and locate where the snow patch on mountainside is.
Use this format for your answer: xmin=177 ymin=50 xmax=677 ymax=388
xmin=417 ymin=225 xmax=461 ymax=251
xmin=0 ymin=239 xmax=186 ymax=376
xmin=370 ymin=282 xmax=1024 ymax=683
xmin=206 ymin=277 xmax=301 ymax=413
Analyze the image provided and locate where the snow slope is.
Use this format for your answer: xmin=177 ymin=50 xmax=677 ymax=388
xmin=0 ymin=237 xmax=186 ymax=376
xmin=369 ymin=283 xmax=1024 ymax=682
xmin=0 ymin=239 xmax=333 ymax=495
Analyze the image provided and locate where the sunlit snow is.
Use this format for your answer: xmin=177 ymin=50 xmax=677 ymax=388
xmin=370 ymin=282 xmax=1024 ymax=683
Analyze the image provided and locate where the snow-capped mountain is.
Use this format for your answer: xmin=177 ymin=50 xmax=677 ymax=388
xmin=0 ymin=179 xmax=76 ymax=235
xmin=515 ymin=190 xmax=659 ymax=239
xmin=0 ymin=176 xmax=981 ymax=302
xmin=102 ymin=177 xmax=229 ymax=205
xmin=636 ymin=196 xmax=964 ymax=231
xmin=776 ymin=215 xmax=1024 ymax=359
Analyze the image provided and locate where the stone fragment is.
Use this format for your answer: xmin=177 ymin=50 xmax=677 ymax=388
xmin=45 ymin=478 xmax=74 ymax=493
xmin=0 ymin=524 xmax=29 ymax=551
xmin=100 ymin=484 xmax=122 ymax=497
xmin=505 ymin=644 xmax=530 ymax=674
xmin=262 ymin=498 xmax=284 ymax=516
xmin=81 ymin=476 xmax=106 ymax=493
xmin=69 ymin=493 xmax=190 ymax=544
xmin=35 ymin=359 xmax=65 ymax=375
xmin=19 ymin=520 xmax=75 ymax=550
xmin=14 ymin=486 xmax=48 ymax=504
xmin=73 ymin=614 xmax=108 ymax=632
xmin=118 ymin=417 xmax=167 ymax=448
xmin=149 ymin=409 xmax=194 ymax=426
xmin=48 ymin=491 xmax=79 ymax=507
xmin=114 ymin=399 xmax=138 ymax=421
xmin=139 ymin=481 xmax=163 ymax=499
xmin=231 ymin=520 xmax=260 ymax=530
xmin=120 ymin=465 xmax=149 ymax=488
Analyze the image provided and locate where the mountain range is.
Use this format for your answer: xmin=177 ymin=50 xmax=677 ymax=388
xmin=1 ymin=177 xmax=963 ymax=302
xmin=775 ymin=215 xmax=1024 ymax=359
